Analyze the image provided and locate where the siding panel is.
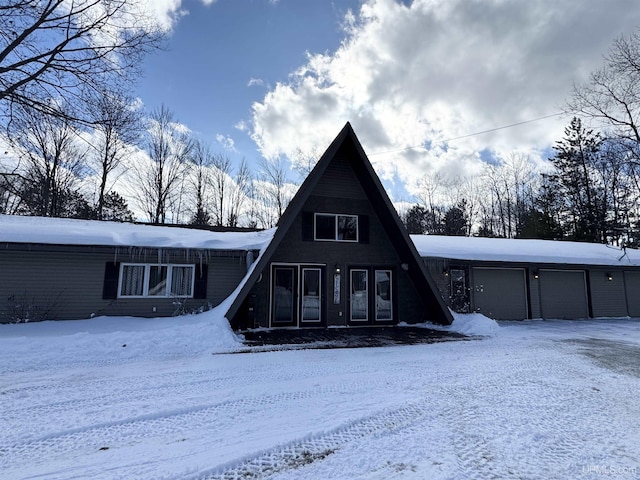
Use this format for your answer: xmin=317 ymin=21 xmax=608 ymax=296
xmin=313 ymin=158 xmax=367 ymax=199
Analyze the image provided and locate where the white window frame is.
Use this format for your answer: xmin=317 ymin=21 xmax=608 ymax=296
xmin=314 ymin=213 xmax=359 ymax=242
xmin=118 ymin=263 xmax=196 ymax=298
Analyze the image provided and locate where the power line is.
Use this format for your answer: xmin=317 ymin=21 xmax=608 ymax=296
xmin=368 ymin=112 xmax=565 ymax=156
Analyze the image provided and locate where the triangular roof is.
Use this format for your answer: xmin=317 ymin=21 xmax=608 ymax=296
xmin=226 ymin=122 xmax=453 ymax=325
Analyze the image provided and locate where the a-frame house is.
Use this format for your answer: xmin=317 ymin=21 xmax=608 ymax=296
xmin=226 ymin=122 xmax=453 ymax=329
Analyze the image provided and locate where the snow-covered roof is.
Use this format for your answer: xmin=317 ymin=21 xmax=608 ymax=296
xmin=0 ymin=214 xmax=274 ymax=251
xmin=3 ymin=215 xmax=640 ymax=267
xmin=411 ymin=234 xmax=640 ymax=267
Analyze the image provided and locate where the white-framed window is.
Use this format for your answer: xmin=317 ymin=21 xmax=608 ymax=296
xmin=314 ymin=213 xmax=358 ymax=242
xmin=118 ymin=264 xmax=195 ymax=298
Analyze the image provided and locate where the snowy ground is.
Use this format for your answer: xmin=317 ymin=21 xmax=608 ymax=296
xmin=2 ymin=313 xmax=640 ymax=480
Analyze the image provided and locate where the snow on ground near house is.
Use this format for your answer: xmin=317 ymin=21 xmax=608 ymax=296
xmin=0 ymin=214 xmax=275 ymax=251
xmin=411 ymin=234 xmax=640 ymax=266
xmin=2 ymin=314 xmax=640 ymax=479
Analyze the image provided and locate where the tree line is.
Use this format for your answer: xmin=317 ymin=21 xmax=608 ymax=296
xmin=0 ymin=101 xmax=298 ymax=227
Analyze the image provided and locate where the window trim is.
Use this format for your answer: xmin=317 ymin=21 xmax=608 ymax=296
xmin=314 ymin=213 xmax=359 ymax=242
xmin=117 ymin=263 xmax=196 ymax=298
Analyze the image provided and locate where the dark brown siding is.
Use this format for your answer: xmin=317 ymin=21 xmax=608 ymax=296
xmin=313 ymin=158 xmax=368 ymax=199
xmin=248 ymin=192 xmax=433 ymax=327
xmin=0 ymin=248 xmax=246 ymax=323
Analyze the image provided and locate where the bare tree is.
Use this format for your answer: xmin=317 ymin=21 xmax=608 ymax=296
xmin=0 ymin=0 xmax=162 ymax=123
xmin=186 ymin=140 xmax=213 ymax=226
xmin=2 ymin=102 xmax=88 ymax=217
xmin=85 ymin=89 xmax=141 ymax=219
xmin=255 ymin=156 xmax=295 ymax=227
xmin=132 ymin=105 xmax=193 ymax=224
xmin=210 ymin=154 xmax=233 ymax=227
xmin=567 ymin=29 xmax=640 ymax=152
xmin=227 ymin=158 xmax=252 ymax=227
xmin=291 ymin=146 xmax=322 ymax=180
xmin=0 ymin=167 xmax=23 ymax=214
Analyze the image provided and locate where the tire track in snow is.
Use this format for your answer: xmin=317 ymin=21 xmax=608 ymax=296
xmin=0 ymin=375 xmax=401 ymax=470
xmin=435 ymin=341 xmax=640 ymax=480
xmin=2 ymin=359 xmax=432 ymax=445
xmin=181 ymin=401 xmax=431 ymax=480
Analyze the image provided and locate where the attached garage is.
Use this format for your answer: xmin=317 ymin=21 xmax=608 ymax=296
xmin=415 ymin=235 xmax=640 ymax=321
xmin=538 ymin=269 xmax=589 ymax=319
xmin=472 ymin=267 xmax=528 ymax=320
xmin=625 ymin=271 xmax=640 ymax=317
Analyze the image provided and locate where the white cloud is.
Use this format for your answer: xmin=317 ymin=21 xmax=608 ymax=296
xmin=136 ymin=0 xmax=186 ymax=32
xmin=249 ymin=0 xmax=640 ymax=199
xmin=248 ymin=78 xmax=265 ymax=87
xmin=136 ymin=0 xmax=217 ymax=32
xmin=216 ymin=133 xmax=237 ymax=152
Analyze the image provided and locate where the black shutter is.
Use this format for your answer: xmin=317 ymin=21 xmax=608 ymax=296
xmin=302 ymin=211 xmax=314 ymax=241
xmin=194 ymin=264 xmax=208 ymax=299
xmin=102 ymin=262 xmax=120 ymax=300
xmin=358 ymin=215 xmax=369 ymax=244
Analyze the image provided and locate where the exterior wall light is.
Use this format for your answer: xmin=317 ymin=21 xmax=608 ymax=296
xmin=606 ymin=272 xmax=613 ymax=281
xmin=533 ymin=270 xmax=540 ymax=279
xmin=400 ymin=263 xmax=409 ymax=271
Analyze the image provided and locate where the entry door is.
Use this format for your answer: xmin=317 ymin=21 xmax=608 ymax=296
xmin=350 ymin=269 xmax=369 ymax=322
xmin=375 ymin=270 xmax=393 ymax=322
xmin=271 ymin=265 xmax=324 ymax=327
xmin=271 ymin=266 xmax=297 ymax=326
xmin=349 ymin=268 xmax=394 ymax=324
xmin=301 ymin=268 xmax=322 ymax=324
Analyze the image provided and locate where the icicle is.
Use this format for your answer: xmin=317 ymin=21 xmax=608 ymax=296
xmin=246 ymin=250 xmax=254 ymax=271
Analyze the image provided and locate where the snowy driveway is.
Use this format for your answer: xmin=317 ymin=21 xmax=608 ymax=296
xmin=1 ymin=316 xmax=640 ymax=479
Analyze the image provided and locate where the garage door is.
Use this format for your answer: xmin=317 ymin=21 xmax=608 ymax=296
xmin=539 ymin=269 xmax=588 ymax=319
xmin=472 ymin=268 xmax=528 ymax=320
xmin=624 ymin=271 xmax=640 ymax=317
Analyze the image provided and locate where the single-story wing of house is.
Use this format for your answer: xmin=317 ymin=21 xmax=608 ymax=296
xmin=2 ymin=122 xmax=639 ymax=326
xmin=0 ymin=216 xmax=272 ymax=323
xmin=414 ymin=235 xmax=640 ymax=320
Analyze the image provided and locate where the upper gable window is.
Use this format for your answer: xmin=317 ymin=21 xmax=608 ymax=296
xmin=314 ymin=213 xmax=358 ymax=242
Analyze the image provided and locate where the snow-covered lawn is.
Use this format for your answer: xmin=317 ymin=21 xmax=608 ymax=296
xmin=2 ymin=313 xmax=640 ymax=479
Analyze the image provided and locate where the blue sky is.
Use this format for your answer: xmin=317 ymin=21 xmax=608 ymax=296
xmin=136 ymin=1 xmax=361 ymax=167
xmin=134 ymin=0 xmax=640 ymax=202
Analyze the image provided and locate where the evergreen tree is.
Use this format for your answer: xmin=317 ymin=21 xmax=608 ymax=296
xmin=547 ymin=117 xmax=606 ymax=242
xmin=403 ymin=205 xmax=429 ymax=234
xmin=443 ymin=202 xmax=469 ymax=236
